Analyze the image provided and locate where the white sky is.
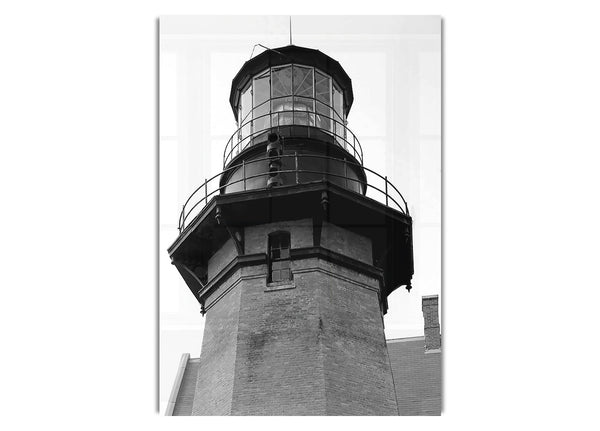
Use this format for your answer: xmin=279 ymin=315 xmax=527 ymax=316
xmin=159 ymin=15 xmax=441 ymax=411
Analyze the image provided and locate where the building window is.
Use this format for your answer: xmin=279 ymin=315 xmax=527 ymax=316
xmin=268 ymin=231 xmax=291 ymax=282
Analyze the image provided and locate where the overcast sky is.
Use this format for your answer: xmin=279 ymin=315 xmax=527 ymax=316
xmin=159 ymin=15 xmax=441 ymax=411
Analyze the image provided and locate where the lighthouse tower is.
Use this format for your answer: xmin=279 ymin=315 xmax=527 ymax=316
xmin=167 ymin=45 xmax=414 ymax=416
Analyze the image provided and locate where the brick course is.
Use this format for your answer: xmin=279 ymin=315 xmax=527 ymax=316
xmin=422 ymin=296 xmax=441 ymax=351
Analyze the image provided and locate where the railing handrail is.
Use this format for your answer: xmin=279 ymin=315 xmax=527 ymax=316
xmin=223 ymin=95 xmax=364 ymax=168
xmin=178 ymin=153 xmax=409 ymax=233
xmin=223 ymin=110 xmax=362 ymax=168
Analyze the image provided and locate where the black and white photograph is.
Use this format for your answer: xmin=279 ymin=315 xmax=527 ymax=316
xmin=159 ymin=15 xmax=441 ymax=415
xmin=3 ymin=2 xmax=600 ymax=429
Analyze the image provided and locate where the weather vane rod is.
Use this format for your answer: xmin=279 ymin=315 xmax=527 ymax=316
xmin=289 ymin=16 xmax=292 ymax=45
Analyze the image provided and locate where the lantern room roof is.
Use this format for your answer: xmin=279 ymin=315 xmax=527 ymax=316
xmin=229 ymin=45 xmax=354 ymax=121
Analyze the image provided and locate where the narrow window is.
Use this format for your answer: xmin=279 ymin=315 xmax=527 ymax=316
xmin=268 ymin=231 xmax=291 ymax=282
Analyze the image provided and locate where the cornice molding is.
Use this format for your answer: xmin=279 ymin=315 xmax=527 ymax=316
xmin=199 ymin=245 xmax=386 ymax=312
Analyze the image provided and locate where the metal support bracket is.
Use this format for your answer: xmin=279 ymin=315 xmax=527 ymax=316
xmin=215 ymin=205 xmax=244 ymax=255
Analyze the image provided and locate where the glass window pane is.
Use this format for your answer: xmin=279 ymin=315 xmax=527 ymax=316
xmin=292 ymin=111 xmax=307 ymax=126
xmin=253 ymin=71 xmax=271 ymax=135
xmin=272 ymin=271 xmax=281 ymax=282
xmin=272 ymin=66 xmax=292 ymax=98
xmin=316 ymin=101 xmax=332 ymax=132
xmin=281 ymin=269 xmax=290 ymax=280
xmin=239 ymin=84 xmax=252 ymax=142
xmin=293 ymin=97 xmax=314 ymax=112
xmin=293 ymin=66 xmax=313 ymax=97
xmin=271 ymin=96 xmax=293 ymax=126
xmin=335 ymin=122 xmax=346 ymax=148
xmin=292 ymin=97 xmax=313 ymax=126
xmin=333 ymin=84 xmax=343 ymax=121
xmin=253 ymin=70 xmax=270 ymax=107
xmin=280 ymin=248 xmax=289 ymax=259
xmin=240 ymin=122 xmax=251 ymax=145
xmin=315 ymin=71 xmax=331 ymax=104
xmin=253 ymin=104 xmax=270 ymax=135
xmin=271 ymin=235 xmax=280 ymax=249
xmin=241 ymin=84 xmax=252 ymax=123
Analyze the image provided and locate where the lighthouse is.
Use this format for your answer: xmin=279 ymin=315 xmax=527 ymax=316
xmin=167 ymin=44 xmax=414 ymax=415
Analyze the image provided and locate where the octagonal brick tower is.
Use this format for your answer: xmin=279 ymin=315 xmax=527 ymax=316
xmin=168 ymin=45 xmax=414 ymax=415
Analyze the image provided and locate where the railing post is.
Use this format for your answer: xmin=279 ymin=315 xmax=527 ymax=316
xmin=344 ymin=158 xmax=348 ymax=189
xmin=385 ymin=176 xmax=388 ymax=206
xmin=204 ymin=179 xmax=207 ymax=205
xmin=295 ymin=151 xmax=299 ymax=184
xmin=243 ymin=160 xmax=246 ymax=191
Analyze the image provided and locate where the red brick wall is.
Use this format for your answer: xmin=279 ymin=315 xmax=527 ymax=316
xmin=314 ymin=260 xmax=398 ymax=415
xmin=387 ymin=337 xmax=441 ymax=415
xmin=244 ymin=219 xmax=313 ymax=254
xmin=191 ymin=274 xmax=242 ymax=415
xmin=422 ymin=295 xmax=441 ymax=351
xmin=231 ymin=260 xmax=327 ymax=415
xmin=190 ymin=221 xmax=399 ymax=415
xmin=321 ymin=221 xmax=373 ymax=265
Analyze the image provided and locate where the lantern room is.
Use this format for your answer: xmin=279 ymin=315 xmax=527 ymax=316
xmin=224 ymin=45 xmax=361 ymax=168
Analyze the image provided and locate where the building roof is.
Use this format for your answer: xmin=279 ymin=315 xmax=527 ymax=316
xmin=387 ymin=336 xmax=441 ymax=415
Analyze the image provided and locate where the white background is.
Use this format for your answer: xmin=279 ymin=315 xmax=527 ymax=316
xmin=159 ymin=15 xmax=440 ymax=412
xmin=1 ymin=1 xmax=600 ymax=429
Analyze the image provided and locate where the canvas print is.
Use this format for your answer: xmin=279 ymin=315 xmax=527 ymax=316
xmin=159 ymin=15 xmax=441 ymax=415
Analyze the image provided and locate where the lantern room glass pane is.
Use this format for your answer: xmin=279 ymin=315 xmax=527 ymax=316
xmin=316 ymin=101 xmax=332 ymax=132
xmin=253 ymin=71 xmax=270 ymax=134
xmin=272 ymin=66 xmax=292 ymax=98
xmin=239 ymin=84 xmax=252 ymax=142
xmin=293 ymin=66 xmax=313 ymax=97
xmin=315 ymin=71 xmax=331 ymax=104
xmin=293 ymin=97 xmax=315 ymax=126
xmin=293 ymin=96 xmax=314 ymax=112
xmin=333 ymin=84 xmax=343 ymax=121
xmin=240 ymin=84 xmax=252 ymax=123
xmin=253 ymin=71 xmax=270 ymax=105
xmin=335 ymin=121 xmax=346 ymax=148
xmin=271 ymin=96 xmax=293 ymax=126
xmin=253 ymin=104 xmax=270 ymax=135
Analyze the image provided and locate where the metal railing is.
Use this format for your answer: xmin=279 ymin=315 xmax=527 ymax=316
xmin=223 ymin=96 xmax=364 ymax=168
xmin=178 ymin=154 xmax=409 ymax=233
